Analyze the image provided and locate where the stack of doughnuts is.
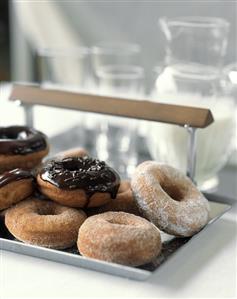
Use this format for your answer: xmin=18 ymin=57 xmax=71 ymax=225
xmin=0 ymin=125 xmax=210 ymax=267
xmin=0 ymin=126 xmax=48 ymax=211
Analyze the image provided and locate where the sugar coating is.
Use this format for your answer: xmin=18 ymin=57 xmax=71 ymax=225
xmin=5 ymin=198 xmax=87 ymax=249
xmin=78 ymin=211 xmax=162 ymax=266
xmin=131 ymin=161 xmax=210 ymax=237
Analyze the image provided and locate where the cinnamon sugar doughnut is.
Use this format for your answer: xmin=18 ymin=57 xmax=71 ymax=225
xmin=0 ymin=126 xmax=49 ymax=173
xmin=5 ymin=198 xmax=86 ymax=249
xmin=78 ymin=212 xmax=162 ymax=266
xmin=88 ymin=181 xmax=140 ymax=216
xmin=131 ymin=161 xmax=210 ymax=237
xmin=37 ymin=157 xmax=120 ymax=208
xmin=0 ymin=169 xmax=34 ymax=211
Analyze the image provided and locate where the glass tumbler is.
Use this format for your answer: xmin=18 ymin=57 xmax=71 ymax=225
xmin=95 ymin=65 xmax=144 ymax=177
xmin=37 ymin=47 xmax=91 ymax=148
xmin=37 ymin=47 xmax=91 ymax=91
xmin=92 ymin=42 xmax=141 ymax=74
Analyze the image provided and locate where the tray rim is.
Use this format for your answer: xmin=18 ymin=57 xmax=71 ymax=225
xmin=0 ymin=196 xmax=232 ymax=281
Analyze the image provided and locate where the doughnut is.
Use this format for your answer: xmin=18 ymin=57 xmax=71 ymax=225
xmin=0 ymin=168 xmax=34 ymax=211
xmin=0 ymin=126 xmax=49 ymax=173
xmin=88 ymin=181 xmax=141 ymax=216
xmin=78 ymin=211 xmax=162 ymax=266
xmin=56 ymin=147 xmax=88 ymax=159
xmin=37 ymin=157 xmax=120 ymax=208
xmin=5 ymin=198 xmax=87 ymax=249
xmin=131 ymin=161 xmax=210 ymax=237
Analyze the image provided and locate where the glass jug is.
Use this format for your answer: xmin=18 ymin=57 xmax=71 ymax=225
xmin=148 ymin=17 xmax=236 ymax=190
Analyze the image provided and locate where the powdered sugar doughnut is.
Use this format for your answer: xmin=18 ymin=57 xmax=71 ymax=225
xmin=131 ymin=161 xmax=210 ymax=237
xmin=78 ymin=211 xmax=162 ymax=266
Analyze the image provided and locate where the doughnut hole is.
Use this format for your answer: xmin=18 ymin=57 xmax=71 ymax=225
xmin=156 ymin=171 xmax=185 ymax=202
xmin=104 ymin=212 xmax=148 ymax=227
xmin=37 ymin=205 xmax=65 ymax=216
xmin=160 ymin=182 xmax=184 ymax=201
xmin=106 ymin=218 xmax=132 ymax=226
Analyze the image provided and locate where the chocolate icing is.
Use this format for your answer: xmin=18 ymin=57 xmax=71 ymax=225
xmin=0 ymin=168 xmax=33 ymax=188
xmin=40 ymin=157 xmax=120 ymax=199
xmin=0 ymin=126 xmax=47 ymax=155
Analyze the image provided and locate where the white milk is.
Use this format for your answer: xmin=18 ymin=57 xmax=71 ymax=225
xmin=147 ymin=93 xmax=236 ymax=188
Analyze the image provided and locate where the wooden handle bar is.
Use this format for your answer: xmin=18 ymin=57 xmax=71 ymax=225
xmin=9 ymin=83 xmax=214 ymax=128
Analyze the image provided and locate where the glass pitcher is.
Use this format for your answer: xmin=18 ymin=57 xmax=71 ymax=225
xmin=148 ymin=17 xmax=236 ymax=190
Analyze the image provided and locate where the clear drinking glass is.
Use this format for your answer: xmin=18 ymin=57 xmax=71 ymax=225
xmin=91 ymin=42 xmax=143 ymax=177
xmin=92 ymin=42 xmax=141 ymax=74
xmin=37 ymin=47 xmax=91 ymax=147
xmin=95 ymin=64 xmax=144 ymax=177
xmin=97 ymin=65 xmax=144 ymax=96
xmin=37 ymin=47 xmax=91 ymax=91
xmin=148 ymin=17 xmax=236 ymax=191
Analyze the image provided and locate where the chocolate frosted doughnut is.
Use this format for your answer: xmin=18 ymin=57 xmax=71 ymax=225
xmin=37 ymin=157 xmax=120 ymax=208
xmin=0 ymin=169 xmax=34 ymax=210
xmin=0 ymin=126 xmax=47 ymax=155
xmin=0 ymin=126 xmax=49 ymax=173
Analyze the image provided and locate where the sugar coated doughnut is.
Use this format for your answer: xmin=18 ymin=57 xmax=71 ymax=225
xmin=37 ymin=157 xmax=120 ymax=208
xmin=56 ymin=147 xmax=88 ymax=158
xmin=0 ymin=126 xmax=49 ymax=173
xmin=5 ymin=198 xmax=87 ymax=249
xmin=0 ymin=169 xmax=34 ymax=210
xmin=88 ymin=181 xmax=141 ymax=216
xmin=78 ymin=211 xmax=162 ymax=266
xmin=131 ymin=161 xmax=210 ymax=237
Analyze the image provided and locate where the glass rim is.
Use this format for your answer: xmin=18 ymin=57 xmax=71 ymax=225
xmin=37 ymin=46 xmax=90 ymax=57
xmin=159 ymin=16 xmax=230 ymax=29
xmin=96 ymin=65 xmax=144 ymax=80
xmin=224 ymin=62 xmax=237 ymax=73
xmin=91 ymin=42 xmax=141 ymax=55
xmin=169 ymin=64 xmax=221 ymax=80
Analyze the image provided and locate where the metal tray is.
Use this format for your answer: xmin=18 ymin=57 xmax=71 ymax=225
xmin=0 ymin=195 xmax=231 ymax=281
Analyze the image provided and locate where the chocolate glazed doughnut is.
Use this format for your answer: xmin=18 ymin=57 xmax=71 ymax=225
xmin=37 ymin=157 xmax=120 ymax=208
xmin=0 ymin=169 xmax=34 ymax=210
xmin=0 ymin=126 xmax=49 ymax=173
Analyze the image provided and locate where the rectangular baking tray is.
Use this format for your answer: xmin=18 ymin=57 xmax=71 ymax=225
xmin=0 ymin=194 xmax=232 ymax=281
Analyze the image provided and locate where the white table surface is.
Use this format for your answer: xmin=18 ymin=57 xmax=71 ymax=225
xmin=0 ymin=83 xmax=237 ymax=298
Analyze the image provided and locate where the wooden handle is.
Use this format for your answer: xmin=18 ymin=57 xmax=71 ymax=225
xmin=9 ymin=83 xmax=214 ymax=128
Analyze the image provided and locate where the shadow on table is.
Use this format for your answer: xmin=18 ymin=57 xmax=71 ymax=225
xmin=146 ymin=217 xmax=237 ymax=290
